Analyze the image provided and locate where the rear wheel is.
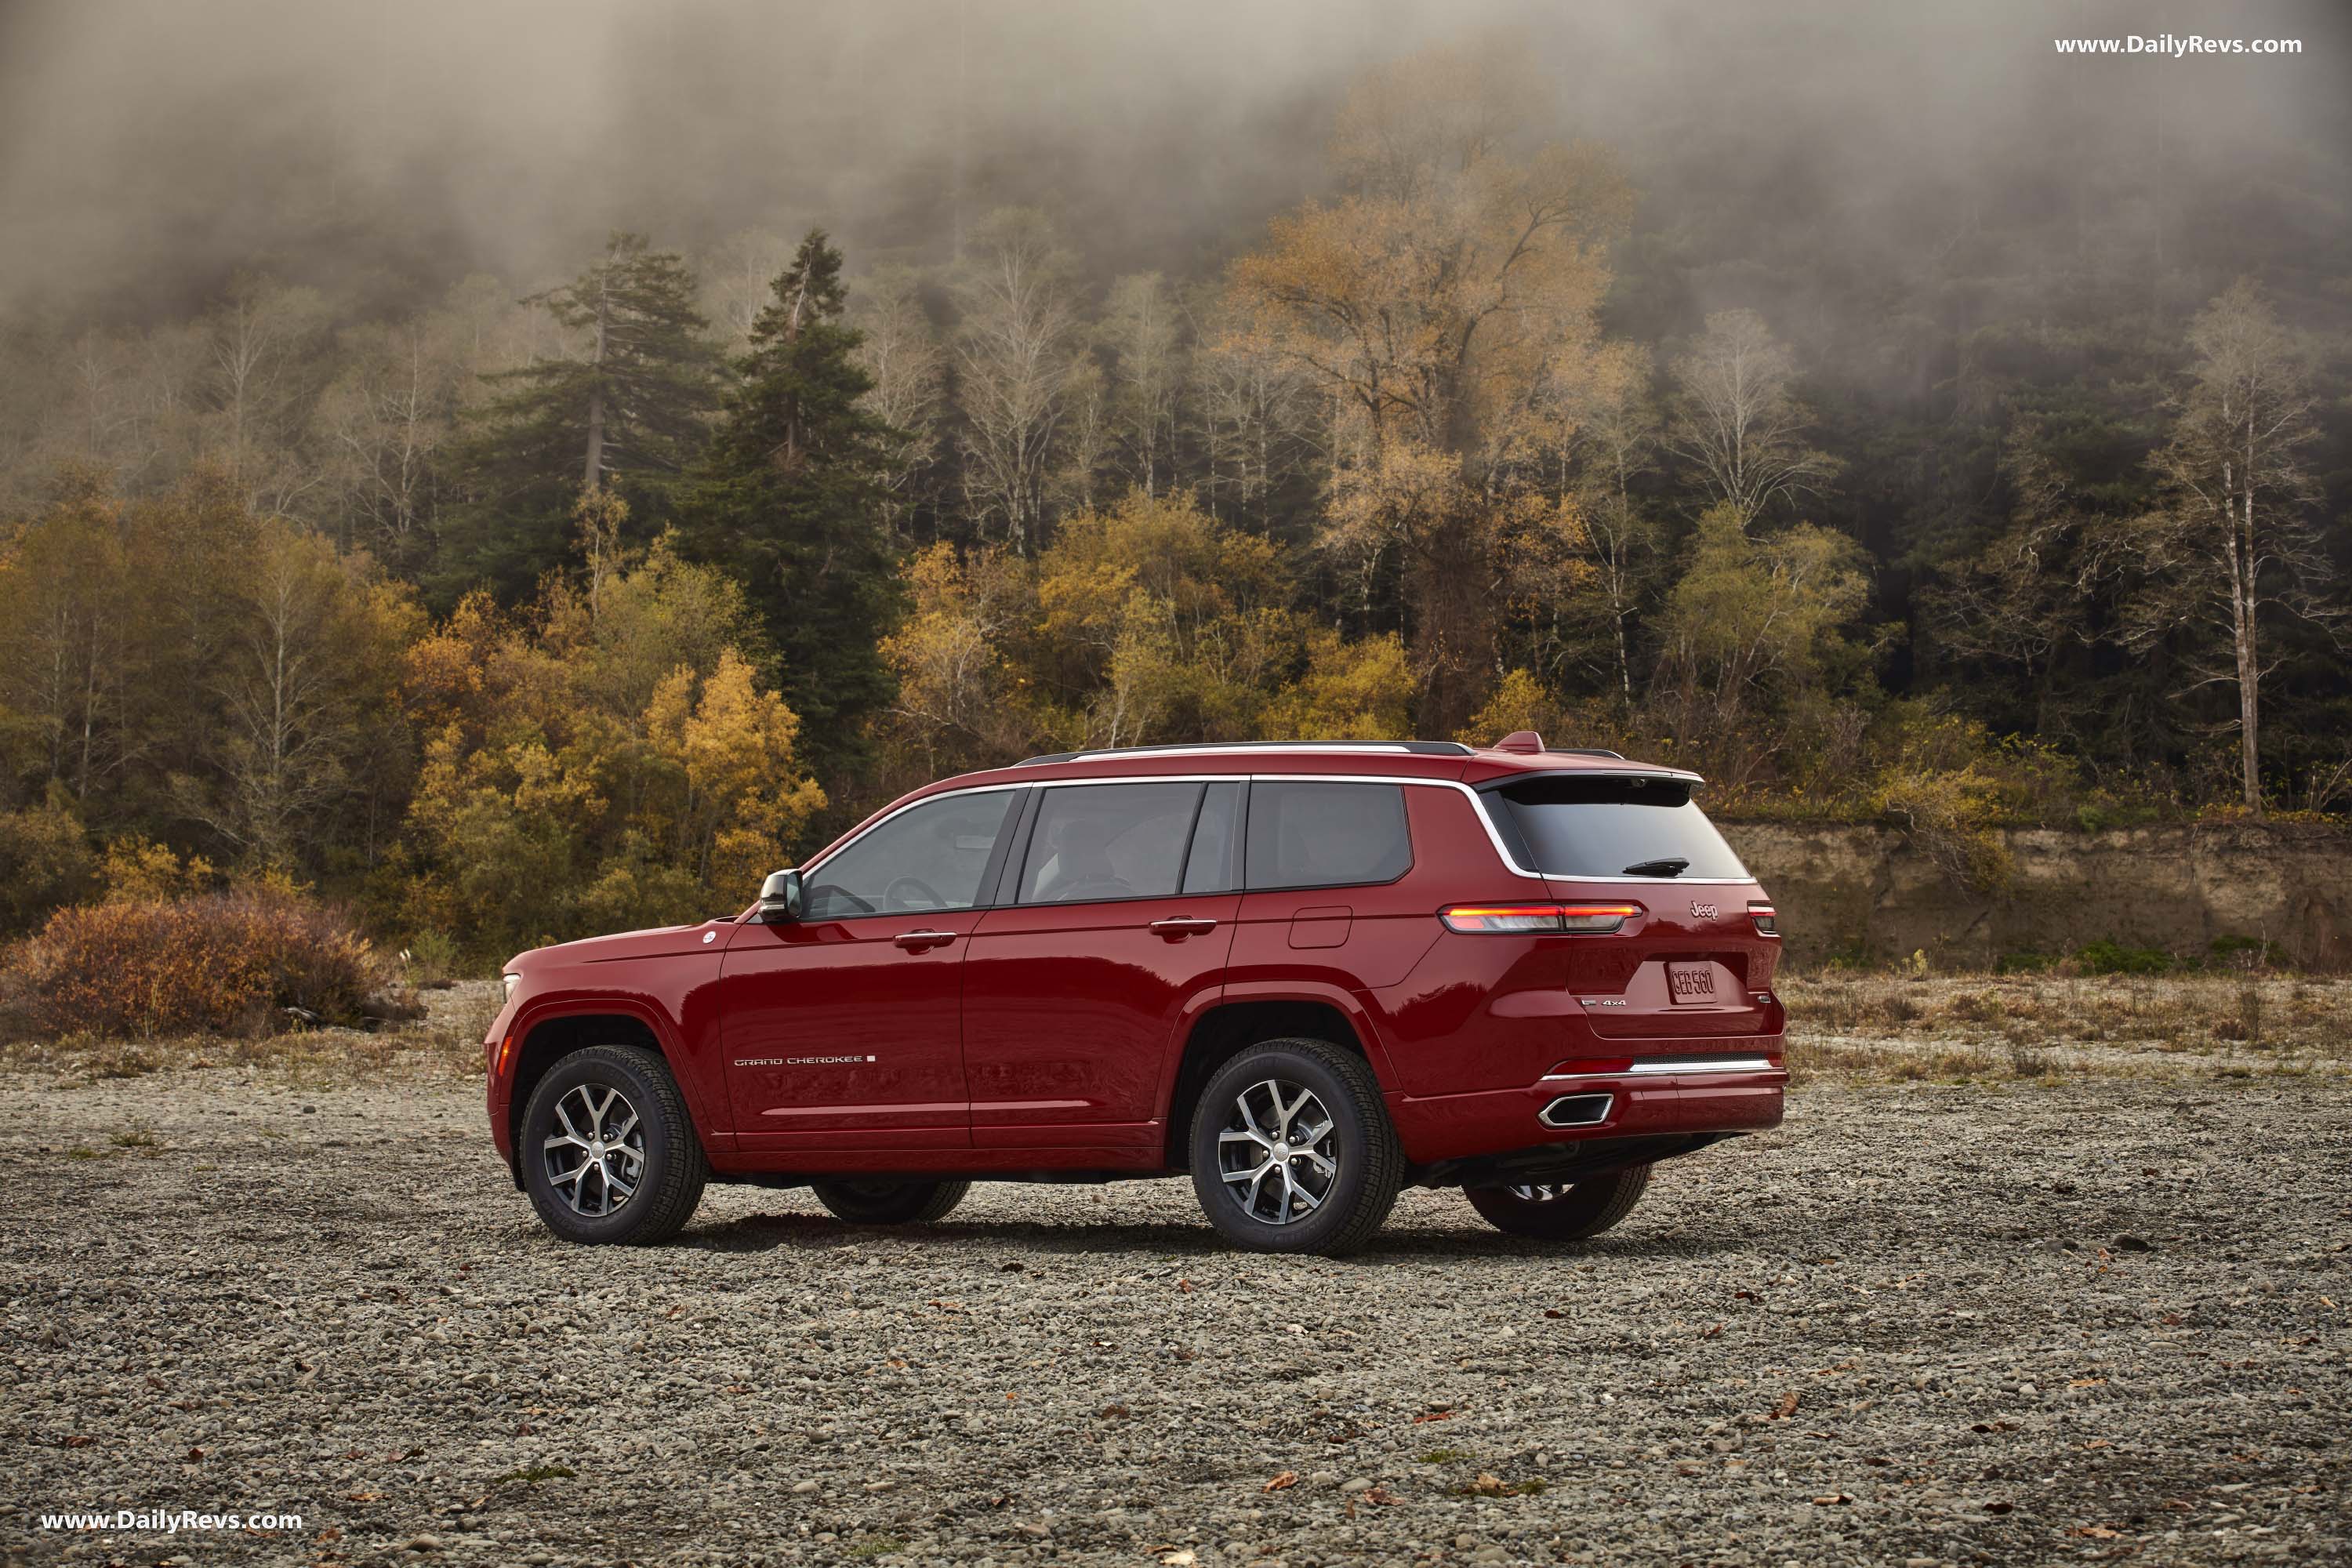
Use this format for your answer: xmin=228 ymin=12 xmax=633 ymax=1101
xmin=811 ymin=1178 xmax=972 ymax=1225
xmin=1465 ymin=1166 xmax=1650 ymax=1241
xmin=1189 ymin=1037 xmax=1402 ymax=1256
xmin=520 ymin=1044 xmax=708 ymax=1245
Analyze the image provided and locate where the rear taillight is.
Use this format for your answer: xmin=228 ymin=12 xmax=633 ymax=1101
xmin=1749 ymin=902 xmax=1778 ymax=936
xmin=1441 ymin=902 xmax=1641 ymax=935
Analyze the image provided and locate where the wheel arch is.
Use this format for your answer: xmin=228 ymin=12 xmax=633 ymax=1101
xmin=503 ymin=1006 xmax=688 ymax=1185
xmin=1161 ymin=991 xmax=1390 ymax=1171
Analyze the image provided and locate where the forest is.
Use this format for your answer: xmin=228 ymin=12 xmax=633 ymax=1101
xmin=0 ymin=1 xmax=2347 ymax=962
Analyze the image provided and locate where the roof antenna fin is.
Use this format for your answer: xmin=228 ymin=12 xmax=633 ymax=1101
xmin=1494 ymin=731 xmax=1544 ymax=754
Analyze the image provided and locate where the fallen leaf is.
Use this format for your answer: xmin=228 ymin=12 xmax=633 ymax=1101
xmin=1264 ymin=1472 xmax=1298 ymax=1492
xmin=63 ymin=1436 xmax=94 ymax=1448
xmin=1770 ymin=1391 xmax=1799 ymax=1420
xmin=1543 ymin=1308 xmax=1565 ymax=1319
xmin=1984 ymin=1500 xmax=2016 ymax=1515
xmin=1699 ymin=1323 xmax=1724 ymax=1339
xmin=2068 ymin=1377 xmax=2106 ymax=1388
xmin=1812 ymin=1494 xmax=1851 ymax=1506
xmin=345 ymin=1491 xmax=383 ymax=1503
xmin=1412 ymin=1409 xmax=1457 ymax=1425
xmin=1361 ymin=1486 xmax=1401 ymax=1505
xmin=1467 ymin=1473 xmax=1508 ymax=1497
xmin=2068 ymin=1526 xmax=2122 ymax=1540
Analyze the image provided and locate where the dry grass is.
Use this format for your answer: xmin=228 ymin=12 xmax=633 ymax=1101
xmin=0 ymin=979 xmax=499 ymax=1087
xmin=1784 ymin=967 xmax=2351 ymax=1084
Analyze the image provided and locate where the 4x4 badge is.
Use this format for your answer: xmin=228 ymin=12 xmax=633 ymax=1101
xmin=1689 ymin=902 xmax=1719 ymax=920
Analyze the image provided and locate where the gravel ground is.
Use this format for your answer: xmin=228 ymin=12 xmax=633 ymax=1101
xmin=3 ymin=1069 xmax=2347 ymax=1568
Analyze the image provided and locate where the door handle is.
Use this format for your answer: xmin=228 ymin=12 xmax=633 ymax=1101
xmin=1149 ymin=916 xmax=1219 ymax=939
xmin=893 ymin=930 xmax=957 ymax=950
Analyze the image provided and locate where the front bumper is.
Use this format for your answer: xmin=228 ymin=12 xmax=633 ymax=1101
xmin=1387 ymin=1045 xmax=1786 ymax=1166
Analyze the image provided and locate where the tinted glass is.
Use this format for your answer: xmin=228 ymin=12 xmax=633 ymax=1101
xmin=1485 ymin=776 xmax=1748 ymax=879
xmin=1181 ymin=782 xmax=1244 ymax=893
xmin=1245 ymin=782 xmax=1411 ymax=890
xmin=1018 ymin=782 xmax=1203 ymax=903
xmin=804 ymin=790 xmax=1019 ymax=919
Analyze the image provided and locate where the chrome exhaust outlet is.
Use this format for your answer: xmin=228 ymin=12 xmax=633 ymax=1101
xmin=1537 ymin=1092 xmax=1614 ymax=1129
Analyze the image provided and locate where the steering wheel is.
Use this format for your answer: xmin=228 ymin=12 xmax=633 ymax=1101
xmin=884 ymin=875 xmax=947 ymax=910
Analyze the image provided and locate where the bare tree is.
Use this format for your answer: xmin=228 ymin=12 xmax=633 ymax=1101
xmin=205 ymin=276 xmax=328 ymax=516
xmin=951 ymin=208 xmax=1078 ymax=554
xmin=2107 ymin=280 xmax=2336 ymax=817
xmin=1100 ymin=272 xmax=1184 ymax=498
xmin=848 ymin=264 xmax=946 ymax=535
xmin=321 ymin=317 xmax=465 ymax=563
xmin=1664 ymin=308 xmax=1838 ymax=529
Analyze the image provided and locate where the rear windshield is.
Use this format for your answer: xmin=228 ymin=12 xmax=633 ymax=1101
xmin=1482 ymin=775 xmax=1748 ymax=880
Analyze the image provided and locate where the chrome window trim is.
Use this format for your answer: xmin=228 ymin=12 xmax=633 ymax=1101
xmin=798 ymin=769 xmax=1753 ymax=890
xmin=796 ymin=784 xmax=1026 ymax=881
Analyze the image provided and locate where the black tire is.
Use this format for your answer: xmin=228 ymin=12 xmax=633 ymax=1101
xmin=1189 ymin=1036 xmax=1403 ymax=1257
xmin=811 ymin=1178 xmax=973 ymax=1225
xmin=520 ymin=1044 xmax=708 ymax=1245
xmin=1465 ymin=1165 xmax=1651 ymax=1241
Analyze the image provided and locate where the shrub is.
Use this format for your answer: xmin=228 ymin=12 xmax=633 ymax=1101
xmin=1 ymin=888 xmax=402 ymax=1039
xmin=2207 ymin=934 xmax=2282 ymax=969
xmin=2073 ymin=939 xmax=2174 ymax=976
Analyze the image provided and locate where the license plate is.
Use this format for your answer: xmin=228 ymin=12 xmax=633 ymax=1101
xmin=1666 ymin=961 xmax=1718 ymax=1005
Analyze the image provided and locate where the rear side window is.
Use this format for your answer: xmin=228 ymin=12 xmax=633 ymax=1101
xmin=1246 ymin=781 xmax=1411 ymax=890
xmin=1018 ymin=782 xmax=1203 ymax=903
xmin=1483 ymin=775 xmax=1748 ymax=879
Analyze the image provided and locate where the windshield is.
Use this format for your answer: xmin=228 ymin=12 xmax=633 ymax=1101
xmin=1482 ymin=775 xmax=1748 ymax=880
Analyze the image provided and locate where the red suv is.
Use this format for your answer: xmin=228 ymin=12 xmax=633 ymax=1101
xmin=485 ymin=735 xmax=1784 ymax=1255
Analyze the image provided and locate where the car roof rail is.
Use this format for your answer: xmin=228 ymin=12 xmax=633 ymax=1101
xmin=1549 ymin=747 xmax=1626 ymax=759
xmin=1014 ymin=739 xmax=1475 ymax=766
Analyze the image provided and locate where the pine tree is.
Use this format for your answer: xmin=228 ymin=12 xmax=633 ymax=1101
xmin=677 ymin=230 xmax=904 ymax=787
xmin=438 ymin=233 xmax=720 ymax=602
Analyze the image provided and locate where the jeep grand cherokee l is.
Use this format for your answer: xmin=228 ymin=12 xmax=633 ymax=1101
xmin=483 ymin=734 xmax=1784 ymax=1255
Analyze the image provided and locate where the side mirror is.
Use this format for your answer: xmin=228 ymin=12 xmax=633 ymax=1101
xmin=757 ymin=868 xmax=804 ymax=924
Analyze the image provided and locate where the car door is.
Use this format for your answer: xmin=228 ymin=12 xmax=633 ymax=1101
xmin=963 ymin=779 xmax=1243 ymax=1149
xmin=720 ymin=787 xmax=1024 ymax=1152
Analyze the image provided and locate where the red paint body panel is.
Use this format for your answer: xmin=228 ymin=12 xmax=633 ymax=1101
xmin=719 ymin=909 xmax=983 ymax=1150
xmin=964 ymin=891 xmax=1238 ymax=1145
xmin=485 ymin=743 xmax=1785 ymax=1187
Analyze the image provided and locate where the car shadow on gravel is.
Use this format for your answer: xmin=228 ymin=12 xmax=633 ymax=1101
xmin=676 ymin=1210 xmax=1752 ymax=1261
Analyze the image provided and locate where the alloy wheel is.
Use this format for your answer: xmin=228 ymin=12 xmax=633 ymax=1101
xmin=541 ymin=1083 xmax=645 ymax=1218
xmin=1216 ymin=1078 xmax=1339 ymax=1226
xmin=1506 ymin=1184 xmax=1568 ymax=1203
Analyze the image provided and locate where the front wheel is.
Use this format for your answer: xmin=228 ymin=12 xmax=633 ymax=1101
xmin=1189 ymin=1037 xmax=1403 ymax=1256
xmin=811 ymin=1178 xmax=972 ymax=1225
xmin=1464 ymin=1166 xmax=1651 ymax=1240
xmin=520 ymin=1044 xmax=708 ymax=1245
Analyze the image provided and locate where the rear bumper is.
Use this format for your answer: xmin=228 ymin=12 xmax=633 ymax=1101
xmin=1387 ymin=1044 xmax=1785 ymax=1166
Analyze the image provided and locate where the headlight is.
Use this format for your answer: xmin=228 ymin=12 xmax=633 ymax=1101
xmin=503 ymin=972 xmax=522 ymax=1001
